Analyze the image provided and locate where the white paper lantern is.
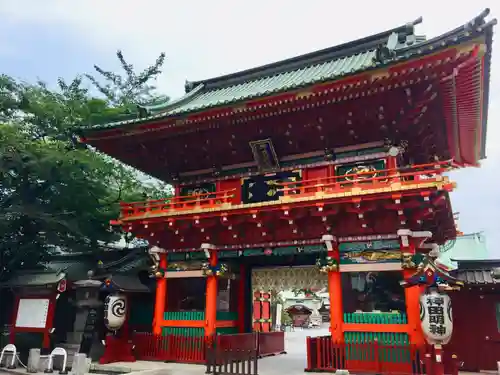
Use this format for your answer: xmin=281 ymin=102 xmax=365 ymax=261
xmin=104 ymin=294 xmax=127 ymax=331
xmin=420 ymin=289 xmax=453 ymax=345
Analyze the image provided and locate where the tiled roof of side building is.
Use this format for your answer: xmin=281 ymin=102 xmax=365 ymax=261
xmin=82 ymin=9 xmax=495 ymax=133
xmin=456 ymin=269 xmax=499 ymax=284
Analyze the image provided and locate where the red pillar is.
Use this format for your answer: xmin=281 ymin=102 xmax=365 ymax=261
xmin=205 ymin=249 xmax=218 ymax=336
xmin=387 ymin=154 xmax=400 ymax=182
xmin=153 ymin=253 xmax=167 ymax=335
xmin=400 ymin=236 xmax=425 ymax=346
xmin=237 ymin=264 xmax=246 ymax=333
xmin=327 ymin=239 xmax=343 ymax=342
xmin=433 ymin=344 xmax=445 ymax=375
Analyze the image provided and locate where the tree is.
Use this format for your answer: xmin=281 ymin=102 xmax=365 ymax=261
xmin=0 ymin=51 xmax=172 ymax=279
xmin=1 ymin=125 xmax=119 ymax=268
xmin=85 ymin=50 xmax=169 ymax=107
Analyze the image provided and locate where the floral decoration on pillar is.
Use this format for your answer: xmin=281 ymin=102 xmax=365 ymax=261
xmin=401 ymin=252 xmax=424 ymax=269
xmin=148 ymin=246 xmax=162 ymax=276
xmin=316 ymin=255 xmax=339 ymax=273
xmin=202 ymin=262 xmax=228 ymax=276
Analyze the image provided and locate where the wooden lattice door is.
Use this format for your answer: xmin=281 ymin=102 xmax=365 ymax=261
xmin=252 ymin=291 xmax=271 ymax=332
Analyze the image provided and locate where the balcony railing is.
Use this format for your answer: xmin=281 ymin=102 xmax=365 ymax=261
xmin=120 ymin=189 xmax=236 ymax=218
xmin=279 ymin=160 xmax=452 ymax=198
xmin=118 ymin=161 xmax=453 ymax=220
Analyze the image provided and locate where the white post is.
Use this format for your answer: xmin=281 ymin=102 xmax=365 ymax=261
xmin=275 ymin=303 xmax=283 ymax=331
xmin=28 ymin=348 xmax=41 ymax=373
xmin=45 ymin=347 xmax=68 ymax=374
xmin=70 ymin=353 xmax=88 ymax=375
xmin=0 ymin=344 xmax=17 ymax=369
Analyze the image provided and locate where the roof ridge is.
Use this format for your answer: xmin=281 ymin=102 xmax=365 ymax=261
xmin=184 ymin=17 xmax=423 ymax=93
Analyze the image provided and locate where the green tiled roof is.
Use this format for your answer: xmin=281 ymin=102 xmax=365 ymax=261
xmin=82 ymin=9 xmax=495 ymax=133
xmin=437 ymin=233 xmax=490 ymax=269
xmin=151 ymin=51 xmax=380 ymax=115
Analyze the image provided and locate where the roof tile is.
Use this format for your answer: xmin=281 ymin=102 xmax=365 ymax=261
xmin=165 ymin=51 xmax=376 ymax=116
xmin=456 ymin=269 xmax=498 ymax=284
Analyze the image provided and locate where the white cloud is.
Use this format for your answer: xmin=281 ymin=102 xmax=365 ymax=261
xmin=2 ymin=0 xmax=499 ymax=251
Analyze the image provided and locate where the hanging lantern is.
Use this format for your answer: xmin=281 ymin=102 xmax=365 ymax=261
xmin=420 ymin=289 xmax=453 ymax=345
xmin=104 ymin=294 xmax=127 ymax=331
xmin=401 ymin=256 xmax=462 ymax=346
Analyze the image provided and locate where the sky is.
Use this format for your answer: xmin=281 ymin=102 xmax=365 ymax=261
xmin=1 ymin=1 xmax=498 ymax=254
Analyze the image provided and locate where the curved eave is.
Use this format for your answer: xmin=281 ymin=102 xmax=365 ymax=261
xmin=480 ymin=24 xmax=494 ymax=160
xmin=81 ymin=10 xmax=495 ymax=140
xmin=141 ymin=84 xmax=205 ymax=114
xmin=441 ymin=17 xmax=496 ymax=166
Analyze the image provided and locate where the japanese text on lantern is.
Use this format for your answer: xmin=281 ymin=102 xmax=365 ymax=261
xmin=426 ymin=295 xmax=446 ymax=336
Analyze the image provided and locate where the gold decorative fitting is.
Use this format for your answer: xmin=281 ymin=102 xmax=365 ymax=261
xmin=401 ymin=252 xmax=417 ymax=269
xmin=316 ymin=256 xmax=339 ymax=273
xmin=201 ymin=262 xmax=228 ymax=277
xmin=296 ymin=91 xmax=314 ymax=99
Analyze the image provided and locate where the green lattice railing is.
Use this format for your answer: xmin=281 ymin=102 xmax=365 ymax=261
xmin=344 ymin=332 xmax=409 ymax=345
xmin=163 ymin=311 xmax=204 ymax=337
xmin=164 ymin=311 xmax=238 ymax=321
xmin=162 ymin=311 xmax=238 ymax=337
xmin=344 ymin=332 xmax=411 ymax=362
xmin=344 ymin=312 xmax=407 ymax=324
xmin=162 ymin=327 xmax=204 ymax=337
xmin=164 ymin=311 xmax=205 ymax=320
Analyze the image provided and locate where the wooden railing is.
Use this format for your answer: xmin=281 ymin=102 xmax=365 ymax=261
xmin=280 ymin=160 xmax=452 ymax=198
xmin=118 ymin=161 xmax=453 ymax=219
xmin=133 ymin=332 xmax=207 ymax=363
xmin=132 ymin=331 xmax=285 ymax=365
xmin=120 ymin=188 xmax=236 ymax=218
xmin=207 ymin=333 xmax=259 ymax=375
xmin=258 ymin=331 xmax=286 ymax=357
xmin=306 ymin=335 xmax=427 ymax=374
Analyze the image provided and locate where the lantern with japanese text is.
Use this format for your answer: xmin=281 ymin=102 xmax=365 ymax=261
xmin=420 ymin=289 xmax=453 ymax=344
xmin=104 ymin=294 xmax=127 ymax=331
xmin=401 ymin=256 xmax=463 ymax=345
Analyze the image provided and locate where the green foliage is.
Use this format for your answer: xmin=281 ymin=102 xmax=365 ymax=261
xmin=85 ymin=50 xmax=169 ymax=106
xmin=270 ymin=289 xmax=284 ymax=307
xmin=292 ymin=288 xmax=319 ymax=298
xmin=0 ymin=50 xmax=172 ymax=279
xmin=1 ymin=125 xmax=117 ymax=267
xmin=281 ymin=309 xmax=292 ymax=325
